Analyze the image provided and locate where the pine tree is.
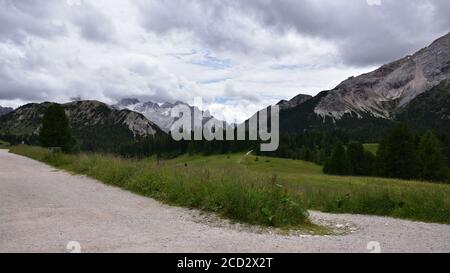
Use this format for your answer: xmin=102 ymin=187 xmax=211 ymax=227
xmin=346 ymin=142 xmax=375 ymax=176
xmin=347 ymin=142 xmax=366 ymax=175
xmin=324 ymin=142 xmax=351 ymax=175
xmin=377 ymin=124 xmax=419 ymax=180
xmin=418 ymin=131 xmax=449 ymax=181
xmin=375 ymin=133 xmax=389 ymax=177
xmin=363 ymin=151 xmax=376 ymax=176
xmin=39 ymin=104 xmax=74 ymax=153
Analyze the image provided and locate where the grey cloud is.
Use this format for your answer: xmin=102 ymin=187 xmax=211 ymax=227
xmin=0 ymin=0 xmax=66 ymax=44
xmin=136 ymin=0 xmax=262 ymax=54
xmin=138 ymin=0 xmax=450 ymax=66
xmin=0 ymin=73 xmax=49 ymax=101
xmin=0 ymin=0 xmax=116 ymax=44
xmin=224 ymin=82 xmax=261 ymax=102
xmin=70 ymin=4 xmax=117 ymax=43
xmin=2 ymin=0 xmax=450 ymax=118
xmin=129 ymin=62 xmax=156 ymax=76
xmin=105 ymin=83 xmax=179 ymax=105
xmin=257 ymin=0 xmax=450 ymax=65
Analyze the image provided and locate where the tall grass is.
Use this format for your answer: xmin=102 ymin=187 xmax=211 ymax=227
xmin=10 ymin=146 xmax=310 ymax=228
xmin=288 ymin=183 xmax=450 ymax=223
xmin=183 ymin=153 xmax=450 ymax=224
xmin=11 ymin=146 xmax=450 ymax=225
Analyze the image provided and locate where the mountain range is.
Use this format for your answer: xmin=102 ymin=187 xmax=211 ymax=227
xmin=316 ymin=33 xmax=450 ymax=120
xmin=115 ymin=98 xmax=227 ymax=133
xmin=0 ymin=100 xmax=162 ymax=151
xmin=276 ymin=32 xmax=450 ymax=139
xmin=1 ymin=33 xmax=450 ymax=147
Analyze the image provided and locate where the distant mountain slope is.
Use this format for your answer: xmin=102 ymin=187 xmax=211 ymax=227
xmin=274 ymin=33 xmax=450 ymax=140
xmin=243 ymin=93 xmax=313 ymax=127
xmin=279 ymin=91 xmax=393 ymax=141
xmin=0 ymin=106 xmax=13 ymax=117
xmin=0 ymin=100 xmax=163 ymax=151
xmin=396 ymin=79 xmax=450 ymax=133
xmin=315 ymin=32 xmax=450 ymax=119
xmin=115 ymin=98 xmax=226 ymax=133
xmin=277 ymin=94 xmax=313 ymax=110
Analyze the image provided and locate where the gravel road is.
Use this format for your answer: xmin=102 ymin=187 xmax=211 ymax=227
xmin=1 ymin=149 xmax=449 ymax=253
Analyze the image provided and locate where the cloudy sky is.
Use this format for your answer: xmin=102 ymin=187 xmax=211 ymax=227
xmin=0 ymin=0 xmax=449 ymax=122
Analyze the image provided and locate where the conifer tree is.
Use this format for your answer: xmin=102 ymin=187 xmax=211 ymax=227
xmin=418 ymin=131 xmax=449 ymax=181
xmin=347 ymin=142 xmax=375 ymax=176
xmin=39 ymin=104 xmax=74 ymax=153
xmin=324 ymin=142 xmax=351 ymax=175
xmin=377 ymin=124 xmax=419 ymax=179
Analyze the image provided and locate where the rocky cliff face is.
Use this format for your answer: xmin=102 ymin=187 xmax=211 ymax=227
xmin=314 ymin=32 xmax=450 ymax=119
xmin=115 ymin=99 xmax=226 ymax=133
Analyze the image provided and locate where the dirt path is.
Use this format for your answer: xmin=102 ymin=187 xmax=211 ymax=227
xmin=1 ymin=149 xmax=449 ymax=253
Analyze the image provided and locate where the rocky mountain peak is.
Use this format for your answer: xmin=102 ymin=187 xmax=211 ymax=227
xmin=314 ymin=32 xmax=450 ymax=120
xmin=160 ymin=101 xmax=189 ymax=109
xmin=118 ymin=98 xmax=141 ymax=107
xmin=278 ymin=94 xmax=313 ymax=110
xmin=116 ymin=99 xmax=225 ymax=133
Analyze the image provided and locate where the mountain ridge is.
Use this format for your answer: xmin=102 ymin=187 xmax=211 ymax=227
xmin=314 ymin=32 xmax=450 ymax=120
xmin=0 ymin=100 xmax=163 ymax=151
xmin=275 ymin=32 xmax=450 ymax=139
xmin=277 ymin=94 xmax=313 ymax=110
xmin=115 ymin=98 xmax=227 ymax=133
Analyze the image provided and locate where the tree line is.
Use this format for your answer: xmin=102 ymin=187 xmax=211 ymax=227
xmin=3 ymin=105 xmax=450 ymax=183
xmin=324 ymin=124 xmax=449 ymax=182
xmin=118 ymin=130 xmax=349 ymax=164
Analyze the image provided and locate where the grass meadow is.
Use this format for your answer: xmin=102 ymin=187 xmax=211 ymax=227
xmin=10 ymin=145 xmax=450 ymax=227
xmin=363 ymin=143 xmax=379 ymax=155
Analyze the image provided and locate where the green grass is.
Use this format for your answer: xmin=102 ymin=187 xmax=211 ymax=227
xmin=167 ymin=153 xmax=450 ymax=224
xmin=10 ymin=146 xmax=450 ymax=226
xmin=9 ymin=146 xmax=311 ymax=229
xmin=363 ymin=143 xmax=379 ymax=155
xmin=0 ymin=140 xmax=10 ymax=149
